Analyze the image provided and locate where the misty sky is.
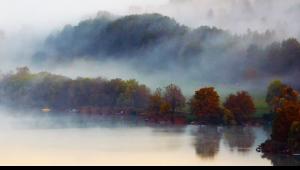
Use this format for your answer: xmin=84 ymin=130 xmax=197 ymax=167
xmin=0 ymin=0 xmax=168 ymax=33
xmin=1 ymin=0 xmax=300 ymax=36
xmin=1 ymin=0 xmax=300 ymax=94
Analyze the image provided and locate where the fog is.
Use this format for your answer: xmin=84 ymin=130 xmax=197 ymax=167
xmin=1 ymin=1 xmax=300 ymax=166
xmin=2 ymin=0 xmax=300 ymax=37
xmin=151 ymin=0 xmax=300 ymax=38
xmin=1 ymin=0 xmax=300 ymax=95
xmin=0 ymin=105 xmax=137 ymax=130
xmin=0 ymin=0 xmax=167 ymax=33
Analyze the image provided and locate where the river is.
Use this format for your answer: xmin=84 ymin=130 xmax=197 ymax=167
xmin=0 ymin=111 xmax=299 ymax=166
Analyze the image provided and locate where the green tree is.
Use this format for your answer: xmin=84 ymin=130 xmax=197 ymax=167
xmin=266 ymin=80 xmax=286 ymax=112
xmin=117 ymin=79 xmax=150 ymax=109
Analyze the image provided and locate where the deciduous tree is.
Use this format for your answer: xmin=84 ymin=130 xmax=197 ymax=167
xmin=149 ymin=88 xmax=163 ymax=113
xmin=191 ymin=87 xmax=222 ymax=123
xmin=164 ymin=84 xmax=186 ymax=113
xmin=224 ymin=91 xmax=256 ymax=124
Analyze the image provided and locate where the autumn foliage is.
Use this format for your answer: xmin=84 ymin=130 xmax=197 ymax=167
xmin=266 ymin=80 xmax=299 ymax=112
xmin=190 ymin=87 xmax=222 ymax=124
xmin=224 ymin=91 xmax=256 ymax=124
xmin=272 ymin=100 xmax=300 ymax=143
xmin=270 ymin=85 xmax=300 ymax=142
xmin=260 ymin=82 xmax=300 ymax=154
xmin=148 ymin=84 xmax=185 ymax=115
xmin=164 ymin=84 xmax=186 ymax=113
xmin=149 ymin=88 xmax=164 ymax=114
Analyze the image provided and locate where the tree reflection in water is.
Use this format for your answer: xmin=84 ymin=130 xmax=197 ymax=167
xmin=193 ymin=126 xmax=222 ymax=159
xmin=262 ymin=125 xmax=272 ymax=137
xmin=151 ymin=126 xmax=186 ymax=134
xmin=224 ymin=127 xmax=256 ymax=153
xmin=262 ymin=154 xmax=300 ymax=166
xmin=151 ymin=126 xmax=186 ymax=151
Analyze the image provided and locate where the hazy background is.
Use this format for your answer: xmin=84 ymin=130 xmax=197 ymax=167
xmin=1 ymin=0 xmax=300 ymax=94
xmin=1 ymin=0 xmax=300 ymax=36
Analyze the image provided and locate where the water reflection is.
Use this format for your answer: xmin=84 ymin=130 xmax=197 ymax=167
xmin=193 ymin=126 xmax=222 ymax=159
xmin=262 ymin=154 xmax=300 ymax=166
xmin=151 ymin=126 xmax=186 ymax=134
xmin=262 ymin=125 xmax=272 ymax=137
xmin=223 ymin=127 xmax=256 ymax=153
xmin=2 ymin=111 xmax=299 ymax=166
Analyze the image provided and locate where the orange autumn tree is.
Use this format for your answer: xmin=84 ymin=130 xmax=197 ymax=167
xmin=272 ymin=100 xmax=300 ymax=143
xmin=260 ymin=84 xmax=300 ymax=154
xmin=190 ymin=87 xmax=222 ymax=124
xmin=272 ymin=86 xmax=300 ymax=141
xmin=271 ymin=86 xmax=300 ymax=143
xmin=272 ymin=86 xmax=299 ymax=110
xmin=224 ymin=91 xmax=256 ymax=125
xmin=266 ymin=81 xmax=299 ymax=112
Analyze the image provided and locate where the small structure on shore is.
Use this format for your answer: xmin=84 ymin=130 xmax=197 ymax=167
xmin=41 ymin=107 xmax=51 ymax=113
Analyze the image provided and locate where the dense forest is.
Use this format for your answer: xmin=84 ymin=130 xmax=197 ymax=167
xmin=34 ymin=13 xmax=300 ymax=88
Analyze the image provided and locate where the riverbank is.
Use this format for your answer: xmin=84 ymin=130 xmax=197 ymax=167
xmin=0 ymin=104 xmax=273 ymax=128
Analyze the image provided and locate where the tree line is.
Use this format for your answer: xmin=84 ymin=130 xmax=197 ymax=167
xmin=0 ymin=67 xmax=150 ymax=111
xmin=1 ymin=68 xmax=299 ymax=154
xmin=0 ymin=67 xmax=258 ymax=125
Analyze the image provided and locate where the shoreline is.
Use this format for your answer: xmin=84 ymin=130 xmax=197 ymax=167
xmin=0 ymin=105 xmax=271 ymax=127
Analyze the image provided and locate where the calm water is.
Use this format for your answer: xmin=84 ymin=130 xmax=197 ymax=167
xmin=0 ymin=113 xmax=299 ymax=166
